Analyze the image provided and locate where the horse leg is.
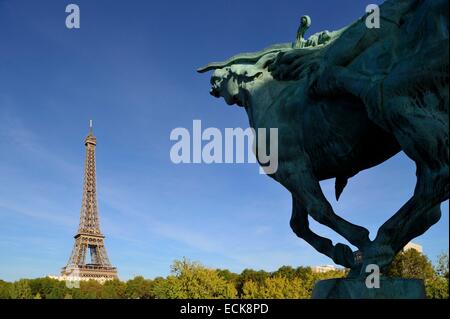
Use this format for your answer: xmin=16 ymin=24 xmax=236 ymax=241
xmin=362 ymin=164 xmax=447 ymax=272
xmin=363 ymin=93 xmax=448 ymax=272
xmin=290 ymin=195 xmax=355 ymax=268
xmin=276 ymin=160 xmax=371 ymax=250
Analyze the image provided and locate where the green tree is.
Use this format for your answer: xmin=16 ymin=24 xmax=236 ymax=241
xmin=436 ymin=252 xmax=449 ymax=279
xmin=9 ymin=279 xmax=33 ymax=299
xmin=294 ymin=266 xmax=314 ymax=281
xmin=291 ymin=268 xmax=346 ymax=298
xmin=125 ymin=276 xmax=153 ymax=299
xmin=426 ymin=276 xmax=449 ymax=299
xmin=2 ymin=251 xmax=445 ymax=299
xmin=28 ymin=277 xmax=68 ymax=299
xmin=164 ymin=258 xmax=237 ymax=299
xmin=241 ymin=280 xmax=259 ymax=299
xmin=77 ymin=280 xmax=103 ymax=299
xmin=386 ymin=249 xmax=449 ymax=299
xmin=46 ymin=281 xmax=69 ymax=299
xmin=150 ymin=276 xmax=171 ymax=299
xmin=102 ymin=279 xmax=127 ymax=299
xmin=386 ymin=249 xmax=435 ymax=280
xmin=237 ymin=269 xmax=270 ymax=296
xmin=427 ymin=252 xmax=449 ymax=299
xmin=0 ymin=280 xmax=11 ymax=299
xmin=242 ymin=276 xmax=308 ymax=299
xmin=265 ymin=276 xmax=308 ymax=298
xmin=239 ymin=269 xmax=269 ymax=285
xmin=217 ymin=269 xmax=240 ymax=288
xmin=152 ymin=275 xmax=182 ymax=298
xmin=273 ymin=266 xmax=296 ymax=280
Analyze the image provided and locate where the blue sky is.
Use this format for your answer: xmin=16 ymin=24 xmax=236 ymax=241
xmin=0 ymin=0 xmax=447 ymax=281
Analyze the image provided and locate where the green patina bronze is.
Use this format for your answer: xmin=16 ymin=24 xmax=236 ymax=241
xmin=198 ymin=0 xmax=448 ymax=298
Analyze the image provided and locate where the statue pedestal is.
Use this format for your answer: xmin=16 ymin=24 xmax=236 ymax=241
xmin=312 ymin=278 xmax=426 ymax=299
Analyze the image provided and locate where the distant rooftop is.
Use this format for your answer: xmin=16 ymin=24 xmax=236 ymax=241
xmin=403 ymin=242 xmax=423 ymax=253
xmin=312 ymin=265 xmax=340 ymax=273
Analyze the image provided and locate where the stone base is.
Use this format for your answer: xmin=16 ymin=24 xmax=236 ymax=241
xmin=312 ymin=278 xmax=426 ymax=299
xmin=60 ymin=265 xmax=118 ymax=283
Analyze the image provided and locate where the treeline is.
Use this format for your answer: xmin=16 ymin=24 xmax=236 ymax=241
xmin=0 ymin=250 xmax=448 ymax=299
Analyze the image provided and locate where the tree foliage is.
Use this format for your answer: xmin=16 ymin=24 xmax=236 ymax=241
xmin=9 ymin=279 xmax=33 ymax=299
xmin=124 ymin=276 xmax=153 ymax=299
xmin=436 ymin=252 xmax=449 ymax=279
xmin=161 ymin=258 xmax=237 ymax=299
xmin=0 ymin=252 xmax=447 ymax=299
xmin=242 ymin=276 xmax=308 ymax=299
xmin=386 ymin=249 xmax=435 ymax=280
xmin=386 ymin=249 xmax=449 ymax=299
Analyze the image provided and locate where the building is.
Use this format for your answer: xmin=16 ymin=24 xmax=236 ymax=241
xmin=312 ymin=265 xmax=340 ymax=273
xmin=53 ymin=122 xmax=117 ymax=283
xmin=403 ymin=242 xmax=423 ymax=253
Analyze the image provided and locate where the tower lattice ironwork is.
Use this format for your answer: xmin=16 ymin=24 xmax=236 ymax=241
xmin=61 ymin=122 xmax=117 ymax=281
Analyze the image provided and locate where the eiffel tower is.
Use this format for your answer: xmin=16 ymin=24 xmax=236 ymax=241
xmin=61 ymin=121 xmax=117 ymax=281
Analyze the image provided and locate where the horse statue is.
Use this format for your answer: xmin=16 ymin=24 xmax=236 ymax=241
xmin=198 ymin=0 xmax=449 ymax=285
